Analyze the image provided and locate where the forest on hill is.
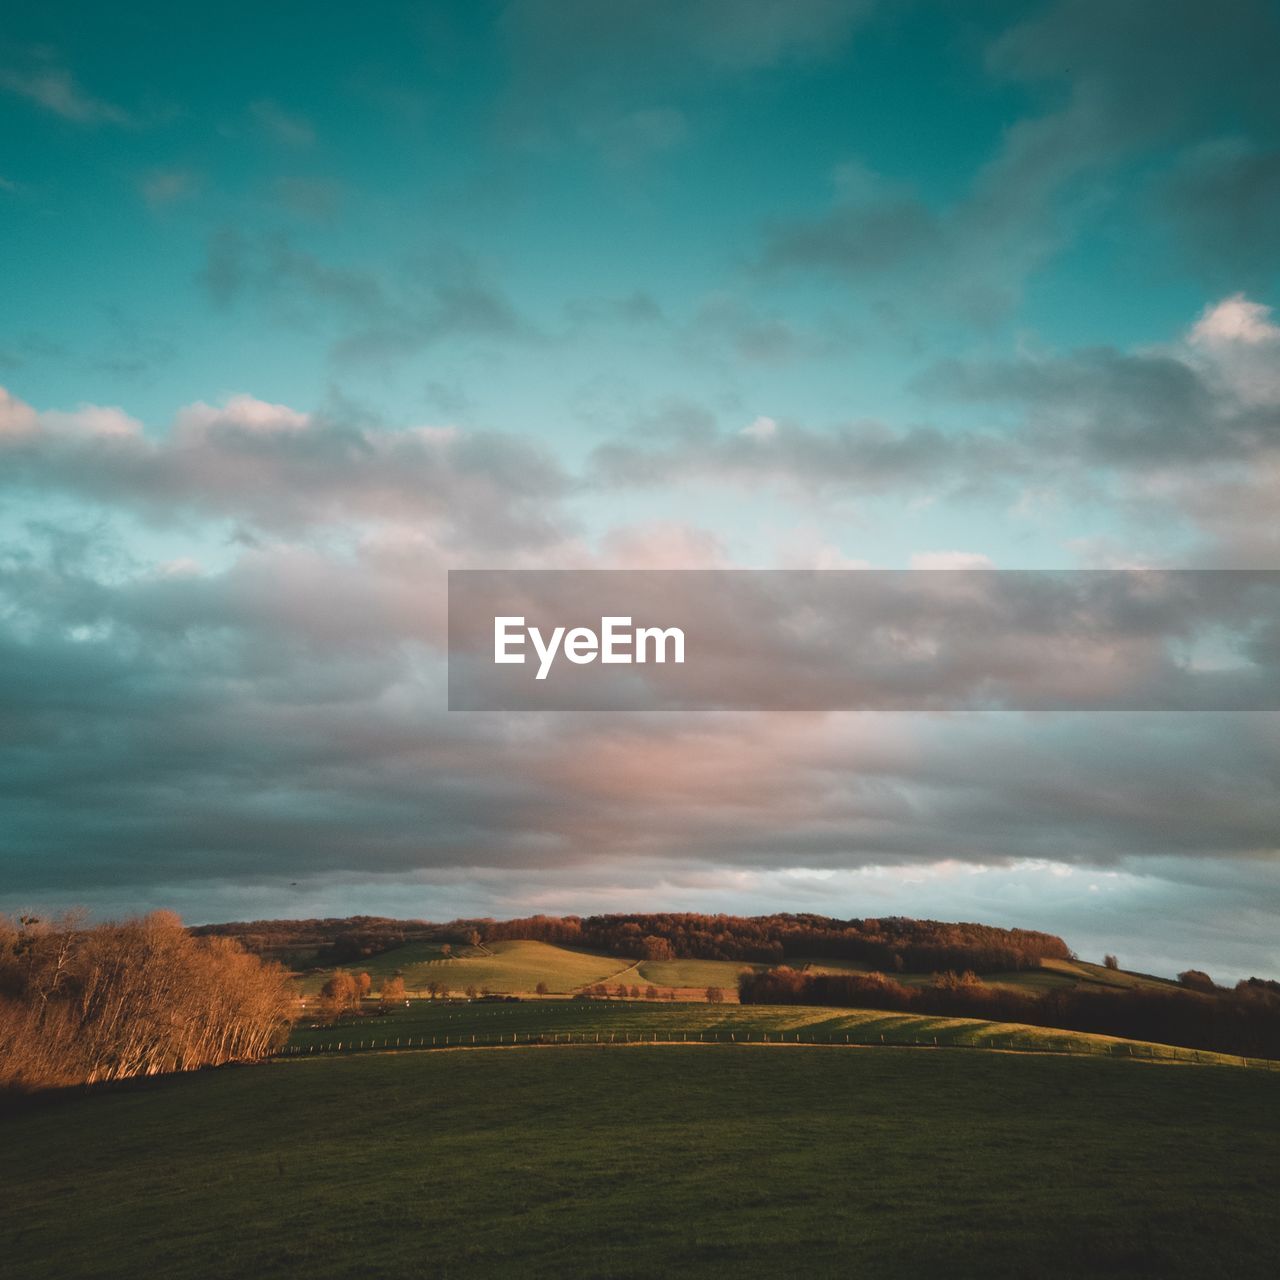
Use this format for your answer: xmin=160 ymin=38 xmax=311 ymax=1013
xmin=195 ymin=911 xmax=1073 ymax=974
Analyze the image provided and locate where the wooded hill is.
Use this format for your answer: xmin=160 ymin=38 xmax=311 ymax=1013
xmin=194 ymin=911 xmax=1073 ymax=974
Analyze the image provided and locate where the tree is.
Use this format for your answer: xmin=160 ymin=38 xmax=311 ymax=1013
xmin=355 ymin=971 xmax=372 ymax=1000
xmin=705 ymin=986 xmax=725 ymax=1004
xmin=535 ymin=981 xmax=549 ymax=996
xmin=380 ymin=975 xmax=406 ymax=1008
xmin=1178 ymin=969 xmax=1216 ymax=993
xmin=1104 ymin=954 xmax=1119 ymax=970
xmin=0 ymin=911 xmax=294 ymax=1089
xmin=644 ymin=985 xmax=658 ymax=1001
xmin=320 ymin=970 xmax=359 ymax=1016
xmin=629 ymin=984 xmax=640 ymax=999
xmin=642 ymin=935 xmax=674 ymax=961
xmin=614 ymin=983 xmax=629 ymax=1000
xmin=465 ymin=985 xmax=478 ymax=1000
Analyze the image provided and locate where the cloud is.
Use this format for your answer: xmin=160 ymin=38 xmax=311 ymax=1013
xmin=140 ymin=169 xmax=199 ymax=208
xmin=0 ymin=64 xmax=131 ymax=125
xmin=496 ymin=0 xmax=875 ymax=157
xmin=909 ymin=551 xmax=994 ymax=570
xmin=1158 ymin=139 xmax=1280 ymax=289
xmin=588 ymin=400 xmax=1018 ymax=500
xmin=914 ymin=293 xmax=1280 ymax=564
xmin=758 ymin=0 xmax=1280 ymax=322
xmin=248 ymin=99 xmax=316 ymax=147
xmin=0 ymin=387 xmax=570 ymax=547
xmin=200 ymin=232 xmax=542 ymax=363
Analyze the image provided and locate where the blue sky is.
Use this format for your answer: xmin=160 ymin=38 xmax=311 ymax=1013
xmin=2 ymin=1 xmax=1279 ymax=978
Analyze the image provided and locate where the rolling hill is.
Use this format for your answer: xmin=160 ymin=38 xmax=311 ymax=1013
xmin=298 ymin=937 xmax=1189 ymax=1005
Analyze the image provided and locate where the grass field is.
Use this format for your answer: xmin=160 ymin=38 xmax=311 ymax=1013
xmin=285 ymin=997 xmax=1272 ymax=1068
xmin=633 ymin=957 xmax=763 ymax=989
xmin=3 ymin=1046 xmax=1277 ymax=1278
xmin=1042 ymin=957 xmax=1182 ymax=990
xmin=301 ymin=939 xmax=1187 ymax=1006
xmin=298 ymin=939 xmax=635 ymax=996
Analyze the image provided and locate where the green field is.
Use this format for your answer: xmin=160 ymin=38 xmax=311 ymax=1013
xmin=296 ymin=940 xmax=1198 ymax=1016
xmin=633 ymin=957 xmax=763 ymax=989
xmin=3 ymin=1046 xmax=1277 ymax=1278
xmin=298 ymin=939 xmax=635 ymax=996
xmin=300 ymin=939 xmax=1193 ymax=1005
xmin=1041 ymin=957 xmax=1182 ymax=990
xmin=286 ymin=997 xmax=1269 ymax=1068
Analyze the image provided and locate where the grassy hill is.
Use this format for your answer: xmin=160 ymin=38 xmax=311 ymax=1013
xmin=3 ymin=1046 xmax=1277 ymax=1278
xmin=297 ymin=939 xmax=635 ymax=996
xmin=287 ymin=996 xmax=1269 ymax=1067
xmin=300 ymin=938 xmax=1193 ymax=1006
xmin=633 ymin=957 xmax=765 ymax=990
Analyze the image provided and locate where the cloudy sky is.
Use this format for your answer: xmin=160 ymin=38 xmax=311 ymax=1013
xmin=2 ymin=0 xmax=1278 ymax=979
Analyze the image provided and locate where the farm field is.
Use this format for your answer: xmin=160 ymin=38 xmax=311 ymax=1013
xmin=633 ymin=956 xmax=764 ymax=989
xmin=297 ymin=939 xmax=634 ymax=996
xmin=300 ymin=938 xmax=1188 ymax=1004
xmin=1041 ymin=957 xmax=1182 ymax=990
xmin=285 ymin=997 xmax=1272 ymax=1068
xmin=3 ymin=1046 xmax=1277 ymax=1279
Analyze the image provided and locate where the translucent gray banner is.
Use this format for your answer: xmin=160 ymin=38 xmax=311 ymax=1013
xmin=448 ymin=570 xmax=1280 ymax=711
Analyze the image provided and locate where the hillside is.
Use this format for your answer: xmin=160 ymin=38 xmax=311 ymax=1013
xmin=301 ymin=937 xmax=1192 ymax=1003
xmin=286 ymin=994 xmax=1271 ymax=1068
xmin=3 ymin=1047 xmax=1277 ymax=1279
xmin=198 ymin=911 xmax=1077 ymax=976
xmin=296 ymin=939 xmax=635 ymax=996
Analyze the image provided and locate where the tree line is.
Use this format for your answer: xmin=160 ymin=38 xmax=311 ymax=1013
xmin=480 ymin=913 xmax=1073 ymax=973
xmin=0 ymin=912 xmax=296 ymax=1090
xmin=196 ymin=911 xmax=1073 ymax=975
xmin=737 ymin=968 xmax=1280 ymax=1060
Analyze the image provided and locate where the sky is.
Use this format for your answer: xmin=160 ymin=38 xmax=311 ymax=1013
xmin=1 ymin=0 xmax=1279 ymax=980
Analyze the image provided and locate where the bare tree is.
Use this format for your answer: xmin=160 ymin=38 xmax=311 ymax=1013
xmin=0 ymin=911 xmax=294 ymax=1089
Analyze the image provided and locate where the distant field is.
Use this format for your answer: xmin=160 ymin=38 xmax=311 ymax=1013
xmin=4 ymin=1047 xmax=1277 ymax=1278
xmin=1042 ymin=957 xmax=1182 ymax=990
xmin=285 ymin=996 xmax=1269 ymax=1068
xmin=296 ymin=939 xmax=1194 ymax=1012
xmin=633 ymin=957 xmax=763 ymax=989
xmin=297 ymin=939 xmax=633 ymax=996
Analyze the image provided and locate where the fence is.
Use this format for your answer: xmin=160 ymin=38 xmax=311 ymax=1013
xmin=275 ymin=1028 xmax=1275 ymax=1069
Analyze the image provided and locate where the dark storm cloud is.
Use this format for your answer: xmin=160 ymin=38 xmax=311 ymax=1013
xmin=4 ymin=536 xmax=1278 ymax=899
xmin=1 ymin=513 xmax=1276 ymax=932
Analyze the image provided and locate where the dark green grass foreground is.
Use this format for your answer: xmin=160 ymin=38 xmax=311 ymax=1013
xmin=3 ymin=1047 xmax=1278 ymax=1279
